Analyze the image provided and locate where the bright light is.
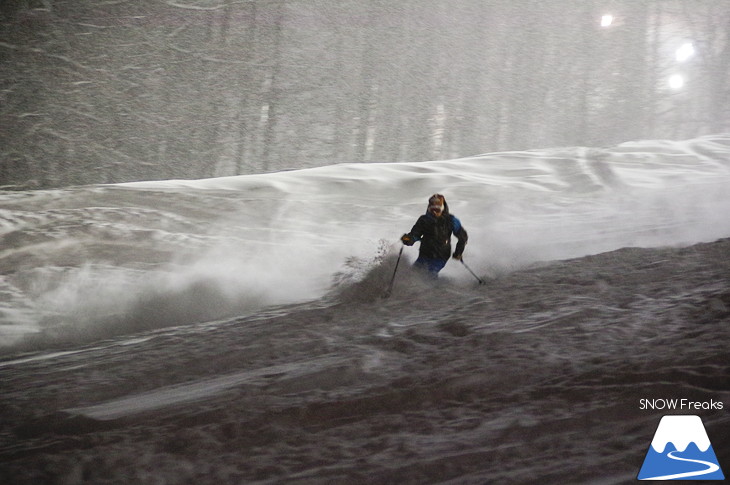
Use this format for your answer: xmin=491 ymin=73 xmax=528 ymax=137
xmin=676 ymin=42 xmax=695 ymax=62
xmin=668 ymin=74 xmax=685 ymax=90
xmin=600 ymin=14 xmax=614 ymax=27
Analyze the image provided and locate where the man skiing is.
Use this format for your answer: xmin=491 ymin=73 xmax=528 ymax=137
xmin=400 ymin=194 xmax=468 ymax=275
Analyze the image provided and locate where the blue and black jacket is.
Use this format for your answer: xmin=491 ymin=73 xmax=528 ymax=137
xmin=405 ymin=200 xmax=468 ymax=262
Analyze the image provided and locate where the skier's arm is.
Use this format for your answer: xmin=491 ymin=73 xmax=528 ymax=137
xmin=451 ymin=216 xmax=468 ymax=259
xmin=401 ymin=216 xmax=428 ymax=245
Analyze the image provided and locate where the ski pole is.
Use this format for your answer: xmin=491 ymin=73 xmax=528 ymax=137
xmin=383 ymin=245 xmax=404 ymax=298
xmin=461 ymin=259 xmax=485 ymax=285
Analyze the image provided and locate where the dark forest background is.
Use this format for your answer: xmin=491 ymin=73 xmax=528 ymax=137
xmin=1 ymin=0 xmax=728 ymax=188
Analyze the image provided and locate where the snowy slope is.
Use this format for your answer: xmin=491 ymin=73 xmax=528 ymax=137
xmin=1 ymin=135 xmax=730 ymax=352
xmin=0 ymin=135 xmax=729 ymax=484
xmin=2 ymin=135 xmax=730 ymax=351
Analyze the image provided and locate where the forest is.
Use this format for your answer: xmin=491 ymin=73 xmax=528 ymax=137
xmin=1 ymin=0 xmax=728 ymax=188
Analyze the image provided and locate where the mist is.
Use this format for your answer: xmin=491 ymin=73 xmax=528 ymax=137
xmin=2 ymin=0 xmax=729 ymax=189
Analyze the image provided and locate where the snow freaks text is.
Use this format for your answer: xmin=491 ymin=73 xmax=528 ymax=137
xmin=639 ymin=399 xmax=724 ymax=411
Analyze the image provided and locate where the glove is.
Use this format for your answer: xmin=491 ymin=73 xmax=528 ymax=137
xmin=452 ymin=252 xmax=463 ymax=261
xmin=401 ymin=234 xmax=415 ymax=246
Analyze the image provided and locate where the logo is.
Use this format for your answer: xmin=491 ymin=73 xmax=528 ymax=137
xmin=638 ymin=415 xmax=725 ymax=480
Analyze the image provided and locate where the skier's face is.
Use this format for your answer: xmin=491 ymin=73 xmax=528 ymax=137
xmin=428 ymin=194 xmax=445 ymax=217
xmin=429 ymin=205 xmax=443 ymax=217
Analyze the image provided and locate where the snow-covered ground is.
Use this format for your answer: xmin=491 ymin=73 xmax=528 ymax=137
xmin=0 ymin=135 xmax=729 ymax=483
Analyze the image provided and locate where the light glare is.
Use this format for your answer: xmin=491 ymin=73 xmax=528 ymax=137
xmin=668 ymin=74 xmax=685 ymax=90
xmin=600 ymin=15 xmax=614 ymax=27
xmin=676 ymin=43 xmax=695 ymax=62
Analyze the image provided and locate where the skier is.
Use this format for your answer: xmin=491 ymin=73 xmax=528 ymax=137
xmin=400 ymin=194 xmax=468 ymax=276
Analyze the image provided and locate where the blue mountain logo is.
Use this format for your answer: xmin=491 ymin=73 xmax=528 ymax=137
xmin=638 ymin=415 xmax=725 ymax=480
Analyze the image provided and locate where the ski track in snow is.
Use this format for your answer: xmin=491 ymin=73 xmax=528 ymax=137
xmin=1 ymin=237 xmax=728 ymax=483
